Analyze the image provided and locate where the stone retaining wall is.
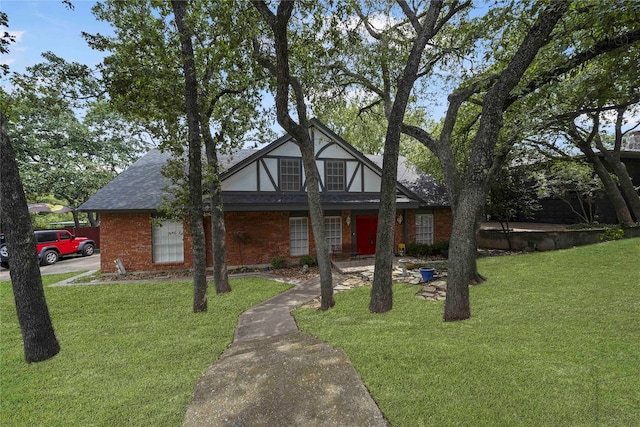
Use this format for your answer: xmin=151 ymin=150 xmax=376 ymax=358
xmin=478 ymin=227 xmax=640 ymax=251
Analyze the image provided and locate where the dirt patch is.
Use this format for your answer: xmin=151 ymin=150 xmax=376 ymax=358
xmin=265 ymin=265 xmax=320 ymax=281
xmin=78 ymin=265 xmax=320 ymax=283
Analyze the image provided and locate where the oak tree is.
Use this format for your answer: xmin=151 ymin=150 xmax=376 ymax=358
xmin=251 ymin=0 xmax=336 ymax=309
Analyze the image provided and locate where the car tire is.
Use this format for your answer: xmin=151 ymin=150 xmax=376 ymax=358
xmin=82 ymin=244 xmax=95 ymax=256
xmin=41 ymin=250 xmax=59 ymax=266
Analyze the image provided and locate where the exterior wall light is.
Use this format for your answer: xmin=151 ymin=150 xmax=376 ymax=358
xmin=345 ymin=215 xmax=351 ymax=226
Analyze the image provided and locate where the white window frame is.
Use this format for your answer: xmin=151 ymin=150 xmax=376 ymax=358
xmin=325 ymin=160 xmax=345 ymax=191
xmin=416 ymin=213 xmax=434 ymax=245
xmin=289 ymin=217 xmax=309 ymax=256
xmin=324 ymin=216 xmax=342 ymax=252
xmin=152 ymin=220 xmax=184 ymax=263
xmin=280 ymin=158 xmax=301 ymax=191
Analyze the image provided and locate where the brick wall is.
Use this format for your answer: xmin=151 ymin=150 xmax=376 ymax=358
xmin=402 ymin=208 xmax=452 ymax=245
xmin=100 ymin=213 xmax=194 ymax=273
xmin=434 ymin=207 xmax=453 ymax=243
xmin=224 ymin=211 xmax=290 ymax=266
xmin=101 ymin=207 xmax=454 ymax=273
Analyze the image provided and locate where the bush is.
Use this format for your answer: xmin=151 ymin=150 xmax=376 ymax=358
xmin=406 ymin=241 xmax=449 ymax=258
xmin=599 ymin=226 xmax=624 ymax=241
xmin=270 ymin=257 xmax=288 ymax=269
xmin=298 ymin=254 xmax=317 ymax=266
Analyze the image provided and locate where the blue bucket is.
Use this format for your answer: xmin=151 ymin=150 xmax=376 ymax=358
xmin=419 ymin=268 xmax=434 ymax=282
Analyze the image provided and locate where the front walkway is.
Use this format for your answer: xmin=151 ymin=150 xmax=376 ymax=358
xmin=183 ymin=274 xmax=389 ymax=426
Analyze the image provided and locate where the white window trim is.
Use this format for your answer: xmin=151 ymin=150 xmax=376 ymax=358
xmin=289 ymin=217 xmax=309 ymax=256
xmin=325 ymin=160 xmax=345 ymax=192
xmin=416 ymin=213 xmax=434 ymax=245
xmin=152 ymin=220 xmax=184 ymax=263
xmin=280 ymin=158 xmax=301 ymax=192
xmin=324 ymin=216 xmax=342 ymax=252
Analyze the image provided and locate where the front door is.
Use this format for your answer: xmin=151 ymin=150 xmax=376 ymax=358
xmin=356 ymin=214 xmax=378 ymax=255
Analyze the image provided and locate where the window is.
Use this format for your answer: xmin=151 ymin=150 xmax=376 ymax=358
xmin=280 ymin=158 xmax=301 ymax=191
xmin=36 ymin=232 xmax=58 ymax=243
xmin=152 ymin=220 xmax=184 ymax=263
xmin=416 ymin=214 xmax=434 ymax=244
xmin=325 ymin=216 xmax=342 ymax=252
xmin=325 ymin=160 xmax=345 ymax=191
xmin=625 ymin=133 xmax=640 ymax=151
xmin=289 ymin=217 xmax=308 ymax=256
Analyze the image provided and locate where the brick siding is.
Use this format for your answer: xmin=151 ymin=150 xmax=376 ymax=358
xmin=433 ymin=207 xmax=453 ymax=243
xmin=100 ymin=208 xmax=454 ymax=273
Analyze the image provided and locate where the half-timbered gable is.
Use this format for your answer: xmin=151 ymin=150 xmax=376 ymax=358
xmin=220 ymin=119 xmax=421 ymax=214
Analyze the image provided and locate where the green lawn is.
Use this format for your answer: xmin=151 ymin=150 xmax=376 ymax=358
xmin=1 ymin=275 xmax=291 ymax=426
xmin=295 ymin=238 xmax=640 ymax=426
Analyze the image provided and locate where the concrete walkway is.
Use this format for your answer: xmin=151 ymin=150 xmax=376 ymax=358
xmin=183 ymin=275 xmax=389 ymax=427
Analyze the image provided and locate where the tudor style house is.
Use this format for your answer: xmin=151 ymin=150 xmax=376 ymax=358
xmin=80 ymin=119 xmax=452 ymax=274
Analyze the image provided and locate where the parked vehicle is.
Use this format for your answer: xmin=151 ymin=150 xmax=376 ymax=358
xmin=0 ymin=230 xmax=95 ymax=268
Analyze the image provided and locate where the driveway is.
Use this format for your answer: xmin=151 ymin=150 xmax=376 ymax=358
xmin=0 ymin=254 xmax=100 ymax=282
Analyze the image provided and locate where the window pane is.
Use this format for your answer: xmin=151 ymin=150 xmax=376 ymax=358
xmin=289 ymin=217 xmax=308 ymax=256
xmin=326 ymin=160 xmax=345 ymax=191
xmin=280 ymin=159 xmax=301 ymax=191
xmin=153 ymin=220 xmax=184 ymax=263
xmin=416 ymin=214 xmax=433 ymax=245
xmin=324 ymin=216 xmax=342 ymax=252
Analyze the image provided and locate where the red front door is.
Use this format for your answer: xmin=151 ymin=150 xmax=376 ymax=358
xmin=356 ymin=215 xmax=378 ymax=255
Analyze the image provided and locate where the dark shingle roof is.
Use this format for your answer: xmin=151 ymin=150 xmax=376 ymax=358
xmin=365 ymin=155 xmax=449 ymax=207
xmin=78 ymin=149 xmax=255 ymax=212
xmin=80 ymin=147 xmax=449 ymax=212
xmin=79 ymin=149 xmax=172 ymax=212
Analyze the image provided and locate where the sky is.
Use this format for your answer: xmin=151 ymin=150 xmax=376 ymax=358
xmin=2 ymin=1 xmax=636 ymax=137
xmin=1 ymin=0 xmax=110 ymax=78
xmin=0 ymin=0 xmax=284 ymax=140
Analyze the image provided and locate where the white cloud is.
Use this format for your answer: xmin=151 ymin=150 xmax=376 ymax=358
xmin=2 ymin=28 xmax=25 ymax=43
xmin=0 ymin=28 xmax=25 ymax=72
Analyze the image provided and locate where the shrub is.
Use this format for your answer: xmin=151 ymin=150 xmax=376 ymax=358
xmin=406 ymin=241 xmax=449 ymax=258
xmin=599 ymin=226 xmax=624 ymax=241
xmin=298 ymin=254 xmax=317 ymax=266
xmin=270 ymin=257 xmax=288 ymax=269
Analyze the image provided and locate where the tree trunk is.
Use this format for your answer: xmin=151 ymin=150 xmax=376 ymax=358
xmin=87 ymin=212 xmax=99 ymax=227
xmin=72 ymin=210 xmax=80 ymax=228
xmin=1 ymin=112 xmax=60 ymax=363
xmin=578 ymin=143 xmax=634 ymax=226
xmin=298 ymin=130 xmax=334 ymax=311
xmin=444 ymin=187 xmax=486 ymax=321
xmin=172 ymin=0 xmax=208 ymax=312
xmin=600 ymin=152 xmax=640 ymax=222
xmin=442 ymin=1 xmax=568 ymax=321
xmin=369 ymin=122 xmax=400 ymax=313
xmin=252 ymin=0 xmax=334 ymax=309
xmin=370 ymin=2 xmax=445 ymax=313
xmin=203 ymin=126 xmax=231 ymax=294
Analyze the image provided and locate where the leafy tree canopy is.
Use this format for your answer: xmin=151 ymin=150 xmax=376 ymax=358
xmin=2 ymin=54 xmax=150 ymax=225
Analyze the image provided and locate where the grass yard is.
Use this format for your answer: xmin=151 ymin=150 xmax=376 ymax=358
xmin=295 ymin=238 xmax=640 ymax=426
xmin=0 ymin=274 xmax=291 ymax=426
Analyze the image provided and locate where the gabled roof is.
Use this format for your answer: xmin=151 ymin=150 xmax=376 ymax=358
xmin=78 ymin=149 xmax=253 ymax=212
xmin=365 ymin=155 xmax=449 ymax=207
xmin=79 ymin=120 xmax=449 ymax=212
xmin=79 ymin=149 xmax=171 ymax=212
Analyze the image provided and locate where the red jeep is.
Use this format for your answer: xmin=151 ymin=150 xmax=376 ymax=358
xmin=0 ymin=230 xmax=95 ymax=268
